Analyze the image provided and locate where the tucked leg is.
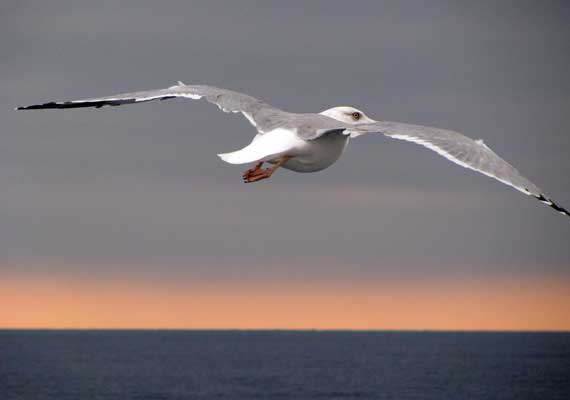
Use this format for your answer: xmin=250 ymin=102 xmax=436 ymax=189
xmin=242 ymin=156 xmax=292 ymax=183
xmin=242 ymin=162 xmax=264 ymax=180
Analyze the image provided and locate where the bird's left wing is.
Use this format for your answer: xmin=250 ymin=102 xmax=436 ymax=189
xmin=16 ymin=82 xmax=290 ymax=133
xmin=347 ymin=120 xmax=569 ymax=219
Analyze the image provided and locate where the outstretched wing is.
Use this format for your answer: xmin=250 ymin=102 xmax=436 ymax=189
xmin=348 ymin=120 xmax=569 ymax=219
xmin=16 ymin=82 xmax=290 ymax=133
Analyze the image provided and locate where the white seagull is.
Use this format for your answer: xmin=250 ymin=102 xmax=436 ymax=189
xmin=17 ymin=82 xmax=569 ymax=219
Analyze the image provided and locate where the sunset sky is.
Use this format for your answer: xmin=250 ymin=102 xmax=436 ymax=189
xmin=2 ymin=1 xmax=570 ymax=330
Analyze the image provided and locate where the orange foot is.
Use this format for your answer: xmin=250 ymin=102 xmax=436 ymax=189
xmin=242 ymin=168 xmax=273 ymax=183
xmin=242 ymin=162 xmax=263 ymax=180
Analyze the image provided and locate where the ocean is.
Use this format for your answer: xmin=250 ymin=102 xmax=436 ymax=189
xmin=1 ymin=330 xmax=569 ymax=399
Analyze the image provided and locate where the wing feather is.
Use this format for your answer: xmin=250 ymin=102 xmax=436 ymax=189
xmin=348 ymin=121 xmax=569 ymax=219
xmin=16 ymin=83 xmax=289 ymax=133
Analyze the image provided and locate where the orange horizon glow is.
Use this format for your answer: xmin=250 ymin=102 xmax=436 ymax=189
xmin=1 ymin=273 xmax=569 ymax=331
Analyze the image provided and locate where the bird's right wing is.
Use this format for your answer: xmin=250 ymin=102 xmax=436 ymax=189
xmin=348 ymin=120 xmax=570 ymax=219
xmin=16 ymin=82 xmax=291 ymax=133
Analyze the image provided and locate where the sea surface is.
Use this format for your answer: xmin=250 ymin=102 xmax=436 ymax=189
xmin=1 ymin=330 xmax=569 ymax=399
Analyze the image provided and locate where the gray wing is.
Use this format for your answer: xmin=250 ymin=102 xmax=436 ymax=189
xmin=348 ymin=121 xmax=569 ymax=219
xmin=16 ymin=82 xmax=290 ymax=133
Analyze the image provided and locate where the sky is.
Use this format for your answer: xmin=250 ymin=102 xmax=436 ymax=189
xmin=1 ymin=0 xmax=570 ymax=330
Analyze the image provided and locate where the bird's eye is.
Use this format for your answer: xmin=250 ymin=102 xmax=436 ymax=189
xmin=351 ymin=112 xmax=361 ymax=121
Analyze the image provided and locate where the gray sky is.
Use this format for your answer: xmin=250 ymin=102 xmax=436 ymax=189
xmin=2 ymin=0 xmax=570 ymax=285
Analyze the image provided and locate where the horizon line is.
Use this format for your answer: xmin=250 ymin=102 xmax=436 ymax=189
xmin=1 ymin=327 xmax=569 ymax=333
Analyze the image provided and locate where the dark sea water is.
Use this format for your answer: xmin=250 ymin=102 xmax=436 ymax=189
xmin=1 ymin=330 xmax=569 ymax=400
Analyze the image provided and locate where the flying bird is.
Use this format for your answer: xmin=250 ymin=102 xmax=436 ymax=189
xmin=17 ymin=82 xmax=569 ymax=219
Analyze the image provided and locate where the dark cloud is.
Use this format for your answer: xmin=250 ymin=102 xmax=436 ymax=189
xmin=2 ymin=0 xmax=569 ymax=283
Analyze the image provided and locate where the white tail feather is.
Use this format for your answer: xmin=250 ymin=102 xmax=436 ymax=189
xmin=218 ymin=129 xmax=303 ymax=165
xmin=217 ymin=149 xmax=260 ymax=164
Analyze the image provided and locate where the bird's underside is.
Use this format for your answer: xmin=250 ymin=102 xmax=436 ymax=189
xmin=16 ymin=82 xmax=570 ymax=220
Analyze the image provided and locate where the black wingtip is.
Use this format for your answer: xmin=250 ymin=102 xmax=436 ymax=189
xmin=16 ymin=98 xmax=138 ymax=110
xmin=16 ymin=102 xmax=68 ymax=110
xmin=534 ymin=194 xmax=570 ymax=219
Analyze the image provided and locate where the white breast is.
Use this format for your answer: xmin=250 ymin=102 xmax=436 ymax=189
xmin=278 ymin=131 xmax=350 ymax=173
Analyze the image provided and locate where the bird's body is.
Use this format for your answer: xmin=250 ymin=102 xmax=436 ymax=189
xmin=16 ymin=82 xmax=570 ymax=219
xmin=220 ymin=126 xmax=350 ymax=173
xmin=279 ymin=130 xmax=350 ymax=173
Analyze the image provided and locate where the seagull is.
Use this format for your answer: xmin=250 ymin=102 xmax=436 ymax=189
xmin=17 ymin=82 xmax=569 ymax=219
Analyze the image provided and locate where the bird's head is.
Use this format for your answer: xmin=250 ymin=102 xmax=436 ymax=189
xmin=319 ymin=106 xmax=376 ymax=124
